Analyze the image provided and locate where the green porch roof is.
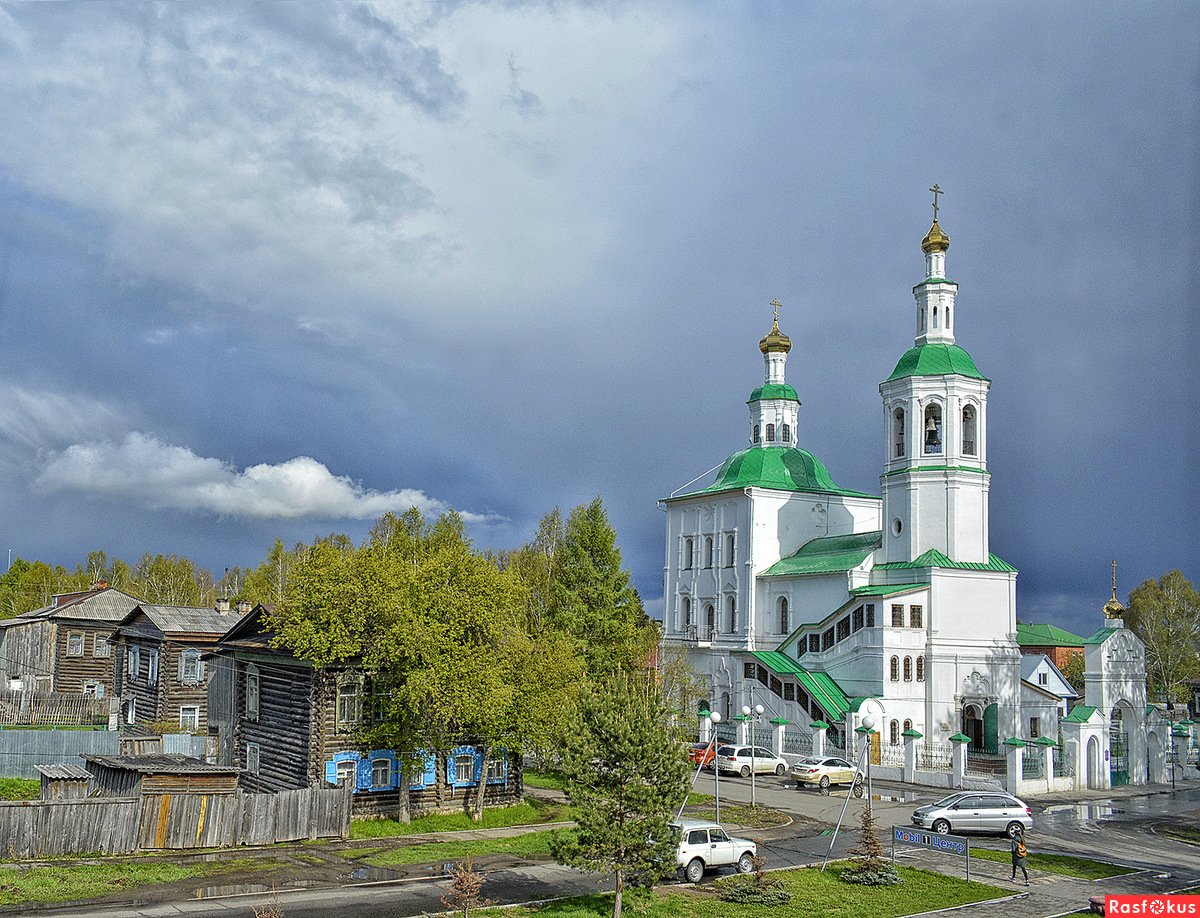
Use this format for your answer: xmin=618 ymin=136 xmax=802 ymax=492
xmin=763 ymin=531 xmax=883 ymax=577
xmin=668 ymin=446 xmax=876 ymax=501
xmin=1016 ymin=622 xmax=1085 ymax=648
xmin=874 ymin=548 xmax=1017 ymax=573
xmin=746 ymin=651 xmax=851 ymax=720
xmin=887 ymin=343 xmax=989 ymax=382
xmin=747 ymin=383 xmax=800 ymax=403
xmin=1062 ymin=704 xmax=1098 ymax=723
xmin=850 ymin=582 xmax=927 ymax=597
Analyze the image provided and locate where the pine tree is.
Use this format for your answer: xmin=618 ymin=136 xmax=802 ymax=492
xmin=840 ymin=803 xmax=900 ymax=886
xmin=553 ymin=671 xmax=689 ymax=918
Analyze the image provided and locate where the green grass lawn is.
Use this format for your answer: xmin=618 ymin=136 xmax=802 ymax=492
xmin=687 ymin=803 xmax=789 ymax=829
xmin=491 ymin=863 xmax=1009 ymax=918
xmin=0 ymin=857 xmax=286 ymax=906
xmin=356 ymin=828 xmax=568 ymax=867
xmin=523 ymin=770 xmax=568 ymax=791
xmin=1159 ymin=824 xmax=1200 ymax=845
xmin=968 ymin=846 xmax=1130 ymax=879
xmin=0 ymin=778 xmax=40 ymax=800
xmin=350 ymin=799 xmax=571 ymax=839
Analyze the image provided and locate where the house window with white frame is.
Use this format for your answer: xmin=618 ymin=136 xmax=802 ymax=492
xmin=486 ymin=757 xmax=505 ymax=783
xmin=336 ymin=679 xmax=362 ymax=727
xmin=1029 ymin=717 xmax=1040 ymax=739
xmin=246 ymin=741 xmax=261 ymax=775
xmin=455 ymin=753 xmax=476 ymax=784
xmin=67 ymin=632 xmax=84 ymax=656
xmin=179 ymin=705 xmax=200 ymax=732
xmin=125 ymin=698 xmax=137 ymax=724
xmin=335 ymin=759 xmax=356 ymax=785
xmin=147 ymin=650 xmax=159 ymax=683
xmin=1037 ymin=671 xmax=1048 ymax=686
xmin=93 ymin=635 xmax=110 ymax=657
xmin=371 ymin=757 xmax=392 ymax=789
xmin=127 ymin=646 xmax=141 ymax=682
xmin=83 ymin=681 xmax=104 ymax=699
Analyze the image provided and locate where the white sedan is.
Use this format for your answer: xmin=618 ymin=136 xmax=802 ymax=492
xmin=714 ymin=745 xmax=789 ymax=777
xmin=792 ymin=755 xmax=864 ymax=790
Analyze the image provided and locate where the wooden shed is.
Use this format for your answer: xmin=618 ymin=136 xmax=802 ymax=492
xmin=82 ymin=754 xmax=241 ymax=796
xmin=35 ymin=763 xmax=91 ymax=800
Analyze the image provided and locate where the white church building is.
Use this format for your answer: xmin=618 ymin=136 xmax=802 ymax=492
xmin=660 ymin=209 xmax=1181 ymax=789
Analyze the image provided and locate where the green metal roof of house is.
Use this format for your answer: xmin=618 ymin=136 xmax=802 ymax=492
xmin=1062 ymin=704 xmax=1098 ymax=723
xmin=762 ymin=531 xmax=883 ymax=577
xmin=849 ymin=582 xmax=927 ymax=597
xmin=746 ymin=651 xmax=851 ymax=719
xmin=747 ymin=383 xmax=800 ymax=403
xmin=887 ymin=343 xmax=989 ymax=382
xmin=1016 ymin=622 xmax=1085 ymax=648
xmin=668 ymin=446 xmax=877 ymax=501
xmin=874 ymin=548 xmax=1017 ymax=572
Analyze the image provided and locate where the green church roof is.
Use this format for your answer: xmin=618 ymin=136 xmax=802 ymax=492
xmin=668 ymin=446 xmax=877 ymax=501
xmin=874 ymin=548 xmax=1017 ymax=573
xmin=747 ymin=383 xmax=800 ymax=403
xmin=887 ymin=343 xmax=989 ymax=382
xmin=763 ymin=531 xmax=882 ymax=577
xmin=850 ymin=582 xmax=928 ymax=597
xmin=1016 ymin=622 xmax=1085 ymax=648
xmin=1062 ymin=704 xmax=1098 ymax=723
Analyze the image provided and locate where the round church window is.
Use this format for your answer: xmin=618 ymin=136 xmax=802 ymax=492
xmin=892 ymin=518 xmax=903 ymax=537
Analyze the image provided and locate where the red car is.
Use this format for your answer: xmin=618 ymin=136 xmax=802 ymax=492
xmin=689 ymin=741 xmax=717 ymax=767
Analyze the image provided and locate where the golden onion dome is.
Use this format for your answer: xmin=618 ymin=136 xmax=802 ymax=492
xmin=1103 ymin=594 xmax=1126 ymax=620
xmin=921 ymin=220 xmax=950 ymax=254
xmin=758 ymin=318 xmax=792 ymax=354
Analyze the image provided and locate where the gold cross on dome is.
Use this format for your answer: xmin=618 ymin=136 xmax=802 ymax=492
xmin=1111 ymin=559 xmax=1118 ymax=600
xmin=770 ymin=298 xmax=782 ymax=325
xmin=929 ymin=183 xmax=944 ymax=221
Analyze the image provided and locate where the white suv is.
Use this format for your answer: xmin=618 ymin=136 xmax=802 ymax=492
xmin=671 ymin=819 xmax=757 ymax=883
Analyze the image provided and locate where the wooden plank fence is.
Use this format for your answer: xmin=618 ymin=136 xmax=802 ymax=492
xmin=0 ymin=784 xmax=352 ymax=859
xmin=0 ymin=690 xmax=108 ymax=727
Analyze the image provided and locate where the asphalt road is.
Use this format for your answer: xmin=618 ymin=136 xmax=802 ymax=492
xmin=23 ymin=774 xmax=1200 ymax=918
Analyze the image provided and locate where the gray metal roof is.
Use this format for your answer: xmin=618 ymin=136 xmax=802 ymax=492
xmin=129 ymin=604 xmax=244 ymax=636
xmin=4 ymin=588 xmax=143 ymax=625
xmin=83 ymin=754 xmax=240 ymax=775
xmin=34 ymin=764 xmax=90 ymax=780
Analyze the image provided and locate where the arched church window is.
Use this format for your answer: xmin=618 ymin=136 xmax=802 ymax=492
xmin=782 ymin=424 xmax=791 ymax=444
xmin=923 ymin=404 xmax=943 ymax=455
xmin=703 ymin=537 xmax=713 ymax=569
xmin=889 ymin=656 xmax=899 ymax=682
xmin=893 ymin=408 xmax=906 ymax=459
xmin=903 ymin=718 xmax=913 ymax=733
xmin=683 ymin=538 xmax=693 ymax=569
xmin=778 ymin=597 xmax=789 ymax=634
xmin=962 ymin=405 xmax=977 ymax=456
xmin=919 ymin=308 xmax=926 ymax=332
xmin=903 ymin=656 xmax=913 ymax=681
xmin=932 ymin=305 xmax=939 ymax=328
xmin=704 ymin=604 xmax=715 ymax=640
xmin=682 ymin=597 xmax=691 ymax=631
xmin=890 ymin=720 xmax=899 ymax=745
xmin=916 ymin=656 xmax=925 ymax=682
xmin=766 ymin=423 xmax=775 ymax=442
xmin=753 ymin=424 xmax=760 ymax=443
xmin=946 ymin=305 xmax=951 ymax=328
xmin=724 ymin=533 xmax=735 ymax=567
xmin=726 ymin=595 xmax=737 ymax=633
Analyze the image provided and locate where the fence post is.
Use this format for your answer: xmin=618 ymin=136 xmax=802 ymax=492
xmin=950 ymin=732 xmax=970 ymax=789
xmin=699 ymin=710 xmax=712 ymax=744
xmin=1036 ymin=736 xmax=1055 ymax=792
xmin=902 ymin=729 xmax=921 ymax=783
xmin=1002 ymin=737 xmax=1024 ymax=794
xmin=810 ymin=720 xmax=828 ymax=757
xmin=771 ymin=718 xmax=788 ymax=757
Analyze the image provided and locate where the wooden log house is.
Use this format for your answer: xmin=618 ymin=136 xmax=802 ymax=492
xmin=207 ymin=606 xmax=522 ymax=816
xmin=113 ymin=601 xmax=248 ymax=735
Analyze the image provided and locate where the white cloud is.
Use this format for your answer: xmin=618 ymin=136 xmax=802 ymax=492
xmin=34 ymin=431 xmax=495 ymax=523
xmin=0 ymin=384 xmax=125 ymax=466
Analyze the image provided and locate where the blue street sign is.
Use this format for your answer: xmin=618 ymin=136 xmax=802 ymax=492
xmin=892 ymin=826 xmax=969 ymax=856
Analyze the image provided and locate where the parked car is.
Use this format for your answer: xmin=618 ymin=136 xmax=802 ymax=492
xmin=910 ymin=791 xmax=1033 ymax=838
xmin=671 ymin=819 xmax=757 ymax=883
xmin=792 ymin=755 xmax=864 ymax=790
xmin=688 ymin=741 xmax=717 ymax=768
xmin=714 ymin=745 xmax=789 ymax=777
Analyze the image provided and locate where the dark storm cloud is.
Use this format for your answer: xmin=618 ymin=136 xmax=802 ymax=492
xmin=0 ymin=2 xmax=1195 ymax=638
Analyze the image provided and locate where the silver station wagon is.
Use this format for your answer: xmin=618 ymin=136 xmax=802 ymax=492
xmin=911 ymin=791 xmax=1033 ymax=838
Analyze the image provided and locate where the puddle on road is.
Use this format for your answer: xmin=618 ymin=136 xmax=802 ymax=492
xmin=192 ymin=879 xmax=323 ymax=899
xmin=1042 ymin=803 xmax=1124 ymax=821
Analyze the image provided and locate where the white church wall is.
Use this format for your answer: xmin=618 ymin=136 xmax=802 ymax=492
xmin=929 ymin=570 xmax=1016 ymax=643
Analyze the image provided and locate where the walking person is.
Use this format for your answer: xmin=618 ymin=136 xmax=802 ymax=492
xmin=1010 ymin=828 xmax=1029 ymax=885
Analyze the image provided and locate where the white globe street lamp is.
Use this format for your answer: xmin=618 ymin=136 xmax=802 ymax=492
xmin=860 ymin=715 xmax=876 ymax=807
xmin=742 ymin=703 xmax=767 ymax=807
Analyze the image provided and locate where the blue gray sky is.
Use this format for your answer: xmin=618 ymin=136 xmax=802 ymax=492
xmin=0 ymin=2 xmax=1196 ymax=636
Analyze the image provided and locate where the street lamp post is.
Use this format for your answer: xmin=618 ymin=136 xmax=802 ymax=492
xmin=742 ymin=702 xmax=765 ymax=807
xmin=708 ymin=710 xmax=723 ymax=824
xmin=860 ymin=714 xmax=876 ymax=809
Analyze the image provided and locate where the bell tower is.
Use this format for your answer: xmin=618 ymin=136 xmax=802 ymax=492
xmin=746 ymin=299 xmax=800 ymax=448
xmin=879 ymin=189 xmax=992 ymax=564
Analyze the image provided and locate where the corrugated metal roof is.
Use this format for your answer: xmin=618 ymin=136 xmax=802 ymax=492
xmin=133 ymin=604 xmax=243 ymax=636
xmin=849 ymin=582 xmax=927 ymax=597
xmin=745 ymin=651 xmax=851 ymax=720
xmin=83 ymin=754 xmax=240 ymax=775
xmin=5 ymin=588 xmax=143 ymax=624
xmin=34 ymin=764 xmax=90 ymax=780
xmin=1016 ymin=622 xmax=1085 ymax=647
xmin=874 ymin=548 xmax=1017 ymax=573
